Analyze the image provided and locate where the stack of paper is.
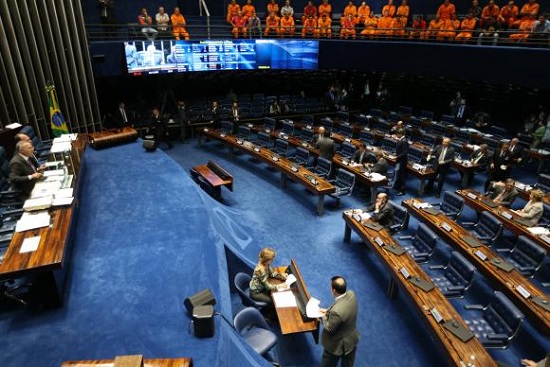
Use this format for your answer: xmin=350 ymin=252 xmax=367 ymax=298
xmin=15 ymin=211 xmax=51 ymax=232
xmin=306 ymin=297 xmax=323 ymax=318
xmin=272 ymin=290 xmax=297 ymax=308
xmin=369 ymin=172 xmax=386 ymax=182
xmin=43 ymin=169 xmax=65 ymax=177
xmin=20 ymin=236 xmax=41 ymax=253
xmin=23 ymin=195 xmax=53 ymax=211
xmin=30 ymin=181 xmax=62 ymax=199
xmin=52 ymin=188 xmax=74 ymax=207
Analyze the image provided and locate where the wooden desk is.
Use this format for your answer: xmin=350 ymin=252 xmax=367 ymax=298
xmin=342 ymin=213 xmax=497 ymax=367
xmin=198 ymin=129 xmax=335 ymax=215
xmin=456 ymin=189 xmax=550 ymax=255
xmin=273 ymin=259 xmax=319 ymax=342
xmin=0 ymin=136 xmax=86 ymax=308
xmin=402 ymin=198 xmax=550 ymax=336
xmin=192 ymin=160 xmax=233 ymax=200
xmin=62 ymin=358 xmax=193 ymax=367
xmin=88 ymin=127 xmax=138 ymax=149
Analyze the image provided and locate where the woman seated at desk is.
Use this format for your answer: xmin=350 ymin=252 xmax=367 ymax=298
xmin=511 ymin=189 xmax=544 ymax=227
xmin=249 ymin=247 xmax=288 ymax=311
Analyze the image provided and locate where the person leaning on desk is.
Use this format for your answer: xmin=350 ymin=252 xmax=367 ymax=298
xmin=511 ymin=189 xmax=544 ymax=227
xmin=488 ymin=178 xmax=519 ymax=207
xmin=9 ymin=141 xmax=45 ymax=199
xmin=363 ymin=192 xmax=394 ymax=229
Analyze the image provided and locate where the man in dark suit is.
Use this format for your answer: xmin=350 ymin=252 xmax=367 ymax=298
xmin=9 ymin=141 xmax=44 ymax=197
xmin=316 ymin=128 xmax=336 ymax=161
xmin=209 ymin=100 xmax=221 ymax=128
xmin=319 ymin=276 xmax=360 ymax=367
xmin=352 ymin=144 xmax=368 ymax=165
xmin=365 ymin=192 xmax=394 ymax=229
xmin=151 ymin=107 xmax=173 ymax=149
xmin=113 ymin=102 xmax=130 ymax=128
xmin=454 ymin=98 xmax=471 ymax=125
xmin=463 ymin=143 xmax=490 ymax=185
xmin=508 ymin=137 xmax=524 ymax=165
xmin=485 ymin=142 xmax=512 ymax=192
xmin=488 ymin=178 xmax=518 ymax=207
xmin=394 ymin=130 xmax=409 ymax=196
xmin=426 ymin=137 xmax=455 ymax=198
xmin=367 ymin=149 xmax=388 ymax=175
xmin=176 ymin=100 xmax=188 ymax=142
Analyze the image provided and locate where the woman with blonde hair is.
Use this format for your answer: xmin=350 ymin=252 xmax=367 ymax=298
xmin=249 ymin=247 xmax=287 ymax=305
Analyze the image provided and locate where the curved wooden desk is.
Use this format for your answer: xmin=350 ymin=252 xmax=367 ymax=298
xmin=61 ymin=358 xmax=193 ymax=367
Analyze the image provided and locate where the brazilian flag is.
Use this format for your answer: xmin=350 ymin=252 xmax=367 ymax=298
xmin=46 ymin=83 xmax=69 ymax=137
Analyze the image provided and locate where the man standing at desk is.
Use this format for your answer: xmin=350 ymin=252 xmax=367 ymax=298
xmin=9 ymin=141 xmax=44 ymax=197
xmin=426 ymin=137 xmax=455 ymax=198
xmin=319 ymin=276 xmax=359 ymax=367
xmin=316 ymin=128 xmax=336 ymax=161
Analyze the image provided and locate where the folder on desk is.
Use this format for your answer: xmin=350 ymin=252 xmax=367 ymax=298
xmin=532 ymin=296 xmax=550 ymax=312
xmin=463 ymin=236 xmax=483 ymax=248
xmin=422 ymin=207 xmax=441 ymax=216
xmin=362 ymin=222 xmax=383 ymax=231
xmin=442 ymin=319 xmax=475 ymax=342
xmin=383 ymin=244 xmax=406 ymax=255
xmin=481 ymin=199 xmax=499 ymax=208
xmin=408 ymin=276 xmax=434 ymax=292
xmin=489 ymin=258 xmax=515 ymax=272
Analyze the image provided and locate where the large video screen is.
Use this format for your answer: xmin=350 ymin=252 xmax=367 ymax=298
xmin=124 ymin=39 xmax=319 ymax=75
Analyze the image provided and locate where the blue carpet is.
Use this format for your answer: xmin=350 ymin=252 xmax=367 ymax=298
xmin=1 ymin=137 xmax=548 ymax=367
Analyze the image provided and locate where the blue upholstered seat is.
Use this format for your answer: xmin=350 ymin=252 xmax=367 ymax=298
xmin=429 ymin=251 xmax=476 ymax=298
xmin=399 ymin=223 xmax=437 ymax=263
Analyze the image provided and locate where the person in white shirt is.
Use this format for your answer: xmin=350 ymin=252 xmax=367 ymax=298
xmin=155 ymin=6 xmax=170 ymax=33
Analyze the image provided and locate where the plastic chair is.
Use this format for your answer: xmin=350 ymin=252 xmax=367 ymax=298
xmin=234 ymin=272 xmax=268 ymax=309
xmin=233 ymin=307 xmax=278 ymax=356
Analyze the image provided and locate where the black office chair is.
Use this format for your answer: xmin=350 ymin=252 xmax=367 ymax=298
xmin=339 ymin=142 xmax=357 ymax=160
xmin=257 ymin=131 xmax=272 ymax=148
xmin=339 ymin=124 xmax=354 ymax=138
xmin=1 ymin=276 xmax=33 ymax=306
xmin=320 ymin=117 xmax=333 ymax=133
xmin=220 ymin=120 xmax=234 ymax=134
xmin=389 ymin=201 xmax=409 ymax=234
xmin=311 ymin=157 xmax=332 ymax=179
xmin=496 ymin=236 xmax=546 ymax=278
xmin=263 ymin=117 xmax=276 ymax=132
xmin=463 ymin=291 xmax=524 ymax=349
xmin=292 ymin=147 xmax=312 ymax=167
xmin=398 ymin=223 xmax=438 ymax=263
xmin=274 ymin=139 xmax=289 ymax=157
xmin=434 ymin=191 xmax=464 ymax=220
xmin=329 ymin=169 xmax=356 ymax=206
xmin=429 ymin=251 xmax=476 ymax=298
xmin=281 ymin=120 xmax=294 ymax=136
xmin=462 ymin=212 xmax=503 ymax=246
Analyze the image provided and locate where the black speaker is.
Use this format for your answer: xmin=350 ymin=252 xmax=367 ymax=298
xmin=192 ymin=305 xmax=215 ymax=338
xmin=184 ymin=288 xmax=216 ymax=313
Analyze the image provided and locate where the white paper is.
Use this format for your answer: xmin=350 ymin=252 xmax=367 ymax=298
xmin=50 ymin=141 xmax=72 ymax=153
xmin=55 ymin=188 xmax=74 ymax=198
xmin=306 ymin=297 xmax=323 ymax=318
xmin=369 ymin=172 xmax=386 ymax=182
xmin=19 ymin=236 xmax=41 ymax=253
xmin=528 ymin=227 xmax=549 ymax=235
xmin=43 ymin=169 xmax=65 ymax=177
xmin=285 ymin=274 xmax=297 ymax=287
xmin=360 ymin=212 xmax=371 ymax=221
xmin=272 ymin=290 xmax=297 ymax=308
xmin=23 ymin=195 xmax=52 ymax=211
xmin=52 ymin=197 xmax=74 ymax=207
xmin=15 ymin=211 xmax=51 ymax=232
xmin=5 ymin=122 xmax=22 ymax=129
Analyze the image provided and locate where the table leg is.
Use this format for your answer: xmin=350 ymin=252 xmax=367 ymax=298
xmin=198 ymin=133 xmax=203 ymax=147
xmin=538 ymin=159 xmax=544 ymax=174
xmin=387 ymin=277 xmax=397 ymax=299
xmin=228 ymin=146 xmax=234 ymax=160
xmin=317 ymin=195 xmax=325 ymax=216
xmin=344 ymin=223 xmax=351 ymax=243
xmin=418 ymin=179 xmax=426 ymax=196
xmin=35 ymin=271 xmax=63 ymax=308
xmin=462 ymin=170 xmax=470 ymax=188
xmin=281 ymin=173 xmax=288 ymax=189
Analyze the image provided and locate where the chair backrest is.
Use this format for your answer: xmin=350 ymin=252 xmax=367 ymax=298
xmin=398 ymin=105 xmax=412 ymax=116
xmin=420 ymin=133 xmax=437 ymax=149
xmin=541 ymin=203 xmax=550 ymax=227
xmin=445 ymin=251 xmax=476 ymax=287
xmin=281 ymin=119 xmax=294 ymax=135
xmin=484 ymin=291 xmax=524 ymax=340
xmin=274 ymin=139 xmax=289 ymax=156
xmin=234 ymin=307 xmax=270 ymax=333
xmin=370 ymin=108 xmax=382 ymax=117
xmin=511 ymin=236 xmax=546 ymax=275
xmin=431 ymin=122 xmax=447 ymax=136
xmin=263 ymin=117 xmax=276 ymax=131
xmin=440 ymin=114 xmax=455 ymax=124
xmin=455 ymin=129 xmax=471 ymax=144
xmin=388 ymin=111 xmax=400 ymax=122
xmin=477 ymin=212 xmax=503 ymax=242
xmin=536 ymin=174 xmax=550 ymax=192
xmin=376 ymin=119 xmax=391 ymax=133
xmin=336 ymin=111 xmax=349 ymax=123
xmin=302 ymin=115 xmax=314 ymax=125
xmin=440 ymin=191 xmax=464 ymax=219
xmin=390 ymin=201 xmax=409 ymax=232
xmin=488 ymin=125 xmax=509 ymax=138
xmin=408 ymin=117 xmax=423 ymax=128
xmin=314 ymin=157 xmax=332 ymax=177
xmin=334 ymin=168 xmax=356 ymax=190
xmin=294 ymin=147 xmax=310 ymax=165
xmin=339 ymin=124 xmax=353 ymax=138
xmin=356 ymin=114 xmax=369 ymax=126
xmin=408 ymin=146 xmax=424 ymax=164
xmin=412 ymin=223 xmax=438 ymax=254
xmin=359 ymin=130 xmax=375 ymax=145
xmin=485 ymin=137 xmax=500 ymax=152
xmin=238 ymin=125 xmax=251 ymax=139
xmin=381 ymin=138 xmax=397 ymax=154
xmin=301 ymin=127 xmax=314 ymax=142
xmin=320 ymin=117 xmax=333 ymax=132
xmin=339 ymin=142 xmax=357 ymax=159
xmin=220 ymin=120 xmax=234 ymax=134
xmin=258 ymin=131 xmax=271 ymax=147
xmin=420 ymin=110 xmax=434 ymax=120
xmin=234 ymin=272 xmax=265 ymax=308
xmin=20 ymin=125 xmax=36 ymax=139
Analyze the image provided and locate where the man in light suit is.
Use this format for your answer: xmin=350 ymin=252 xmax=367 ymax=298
xmin=319 ymin=276 xmax=359 ymax=367
xmin=426 ymin=137 xmax=455 ymax=198
xmin=9 ymin=141 xmax=44 ymax=198
xmin=316 ymin=128 xmax=336 ymax=161
xmin=512 ymin=189 xmax=544 ymax=227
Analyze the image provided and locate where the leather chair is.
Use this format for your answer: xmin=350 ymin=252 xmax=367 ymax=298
xmin=440 ymin=114 xmax=455 ymax=125
xmin=398 ymin=223 xmax=438 ymax=263
xmin=356 ymin=114 xmax=369 ymax=126
xmin=311 ymin=157 xmax=332 ymax=179
xmin=301 ymin=127 xmax=314 ymax=142
xmin=336 ymin=111 xmax=349 ymax=123
xmin=408 ymin=146 xmax=425 ymax=165
xmin=263 ymin=117 xmax=276 ymax=132
xmin=434 ymin=191 xmax=464 ymax=220
xmin=420 ymin=110 xmax=434 ymax=120
xmin=358 ymin=130 xmax=376 ymax=146
xmin=429 ymin=251 xmax=476 ymax=298
xmin=339 ymin=124 xmax=353 ymax=138
xmin=535 ymin=174 xmax=550 ymax=193
xmin=339 ymin=142 xmax=357 ymax=160
xmin=398 ymin=105 xmax=413 ymax=117
xmin=463 ymin=291 xmax=524 ymax=348
xmin=539 ymin=203 xmax=550 ymax=227
xmin=274 ymin=139 xmax=289 ymax=157
xmin=237 ymin=125 xmax=252 ymax=141
xmin=20 ymin=125 xmax=51 ymax=156
xmin=497 ymin=236 xmax=546 ymax=278
xmin=257 ymin=131 xmax=272 ymax=148
xmin=320 ymin=117 xmax=333 ymax=133
xmin=233 ymin=307 xmax=278 ymax=356
xmin=281 ymin=120 xmax=294 ymax=136
xmin=381 ymin=138 xmax=397 ymax=154
xmin=378 ymin=168 xmax=395 ymax=197
xmin=389 ymin=201 xmax=409 ymax=234
xmin=292 ymin=147 xmax=311 ymax=167
xmin=420 ymin=133 xmax=437 ymax=150
xmin=220 ymin=120 xmax=234 ymax=134
xmin=234 ymin=272 xmax=268 ymax=309
xmin=329 ymin=169 xmax=356 ymax=206
xmin=463 ymin=212 xmax=503 ymax=246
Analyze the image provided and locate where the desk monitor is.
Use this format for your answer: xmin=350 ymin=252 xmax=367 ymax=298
xmin=288 ymin=258 xmax=311 ymax=319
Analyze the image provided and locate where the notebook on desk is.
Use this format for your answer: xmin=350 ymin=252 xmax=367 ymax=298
xmin=383 ymin=244 xmax=406 ymax=255
xmin=463 ymin=236 xmax=483 ymax=248
xmin=489 ymin=258 xmax=515 ymax=272
xmin=362 ymin=222 xmax=383 ymax=231
xmin=408 ymin=276 xmax=434 ymax=292
xmin=443 ymin=320 xmax=475 ymax=342
xmin=422 ymin=207 xmax=441 ymax=216
xmin=532 ymin=296 xmax=550 ymax=312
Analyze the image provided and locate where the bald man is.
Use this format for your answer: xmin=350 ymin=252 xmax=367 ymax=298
xmin=426 ymin=137 xmax=455 ymax=197
xmin=365 ymin=192 xmax=394 ymax=228
xmin=9 ymin=141 xmax=44 ymax=197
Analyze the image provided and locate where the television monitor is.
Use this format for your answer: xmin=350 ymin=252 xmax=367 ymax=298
xmin=124 ymin=39 xmax=319 ymax=75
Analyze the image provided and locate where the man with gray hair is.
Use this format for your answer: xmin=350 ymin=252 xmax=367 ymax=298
xmin=9 ymin=141 xmax=44 ymax=197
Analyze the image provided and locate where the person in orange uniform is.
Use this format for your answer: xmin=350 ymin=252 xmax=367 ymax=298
xmin=396 ymin=0 xmax=410 ymax=21
xmin=302 ymin=1 xmax=317 ymax=23
xmin=318 ymin=0 xmax=332 ymax=18
xmin=171 ymin=7 xmax=190 ymax=40
xmin=356 ymin=1 xmax=371 ymax=25
xmin=241 ymin=0 xmax=256 ymax=22
xmin=317 ymin=12 xmax=332 ymax=37
xmin=389 ymin=15 xmax=406 ymax=37
xmin=436 ymin=0 xmax=456 ymax=21
xmin=455 ymin=13 xmax=477 ymax=41
xmin=409 ymin=15 xmax=426 ymax=39
xmin=265 ymin=11 xmax=280 ymax=36
xmin=382 ymin=0 xmax=397 ymax=17
xmin=267 ymin=0 xmax=279 ymax=16
xmin=481 ymin=0 xmax=500 ymax=27
xmin=231 ymin=11 xmax=247 ymax=38
xmin=426 ymin=16 xmax=444 ymax=39
xmin=302 ymin=15 xmax=318 ymax=37
xmin=227 ymin=0 xmax=241 ymax=24
xmin=343 ymin=1 xmax=358 ymax=20
xmin=361 ymin=11 xmax=378 ymax=38
xmin=509 ymin=14 xmax=536 ymax=40
xmin=279 ymin=14 xmax=295 ymax=37
xmin=512 ymin=0 xmax=539 ymax=27
xmin=376 ymin=10 xmax=393 ymax=36
xmin=498 ymin=0 xmax=519 ymax=28
xmin=340 ymin=13 xmax=357 ymax=38
xmin=439 ymin=13 xmax=459 ymax=40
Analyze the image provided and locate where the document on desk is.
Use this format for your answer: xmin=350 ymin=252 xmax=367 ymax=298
xmin=19 ymin=236 xmax=41 ymax=253
xmin=52 ymin=196 xmax=74 ymax=207
xmin=272 ymin=290 xmax=297 ymax=308
xmin=369 ymin=172 xmax=386 ymax=182
xmin=528 ymin=227 xmax=549 ymax=236
xmin=306 ymin=297 xmax=323 ymax=318
xmin=43 ymin=169 xmax=65 ymax=177
xmin=15 ymin=211 xmax=51 ymax=232
xmin=30 ymin=181 xmax=62 ymax=198
xmin=23 ymin=195 xmax=52 ymax=211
